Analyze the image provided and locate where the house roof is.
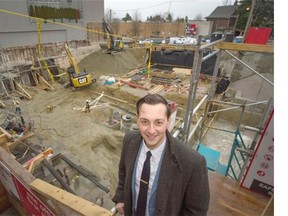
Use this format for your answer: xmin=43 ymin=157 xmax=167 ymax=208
xmin=205 ymin=5 xmax=237 ymax=19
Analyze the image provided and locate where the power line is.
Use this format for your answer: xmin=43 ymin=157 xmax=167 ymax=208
xmin=113 ymin=2 xmax=169 ymax=12
xmin=112 ymin=0 xmax=200 ymax=12
xmin=0 ymin=8 xmax=121 ymax=38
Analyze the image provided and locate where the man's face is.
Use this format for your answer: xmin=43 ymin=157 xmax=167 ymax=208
xmin=137 ymin=103 xmax=170 ymax=150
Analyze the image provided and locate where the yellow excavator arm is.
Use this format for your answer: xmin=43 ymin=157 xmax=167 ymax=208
xmin=63 ymin=44 xmax=96 ymax=88
xmin=64 ymin=43 xmax=81 ymax=74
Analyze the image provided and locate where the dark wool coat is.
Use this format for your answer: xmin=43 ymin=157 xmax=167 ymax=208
xmin=112 ymin=130 xmax=210 ymax=216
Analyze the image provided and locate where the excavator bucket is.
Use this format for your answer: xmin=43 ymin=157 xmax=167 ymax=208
xmin=99 ymin=41 xmax=108 ymax=50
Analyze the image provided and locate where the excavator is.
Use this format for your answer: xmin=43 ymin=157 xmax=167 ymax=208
xmin=64 ymin=43 xmax=96 ymax=89
xmin=100 ymin=18 xmax=123 ymax=54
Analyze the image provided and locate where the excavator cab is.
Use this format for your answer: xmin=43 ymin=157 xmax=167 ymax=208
xmin=66 ymin=67 xmax=95 ymax=88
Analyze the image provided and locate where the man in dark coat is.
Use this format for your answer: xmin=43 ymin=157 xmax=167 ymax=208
xmin=112 ymin=94 xmax=210 ymax=216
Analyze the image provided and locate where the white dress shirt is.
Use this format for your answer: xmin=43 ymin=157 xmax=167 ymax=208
xmin=135 ymin=138 xmax=167 ymax=214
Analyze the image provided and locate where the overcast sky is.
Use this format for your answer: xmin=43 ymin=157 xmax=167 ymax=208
xmin=104 ymin=0 xmax=232 ymax=21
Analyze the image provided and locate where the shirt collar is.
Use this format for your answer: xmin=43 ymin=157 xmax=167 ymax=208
xmin=142 ymin=137 xmax=167 ymax=159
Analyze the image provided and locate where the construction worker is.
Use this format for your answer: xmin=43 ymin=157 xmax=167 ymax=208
xmin=85 ymin=100 xmax=90 ymax=112
xmin=14 ymin=101 xmax=21 ymax=115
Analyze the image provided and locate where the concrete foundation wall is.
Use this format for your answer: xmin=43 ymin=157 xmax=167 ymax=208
xmin=220 ymin=51 xmax=274 ymax=81
xmin=216 ymin=106 xmax=262 ymax=127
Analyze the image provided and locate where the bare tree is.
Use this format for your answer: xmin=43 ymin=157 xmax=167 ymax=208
xmin=130 ymin=10 xmax=142 ymax=36
xmin=222 ymin=0 xmax=233 ymax=5
xmin=112 ymin=20 xmax=120 ymax=34
xmin=175 ymin=17 xmax=182 ymax=36
xmin=105 ymin=8 xmax=113 ymax=22
xmin=193 ymin=13 xmax=203 ymax=20
xmin=132 ymin=10 xmax=141 ymax=22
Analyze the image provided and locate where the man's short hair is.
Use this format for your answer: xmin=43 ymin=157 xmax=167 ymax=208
xmin=136 ymin=94 xmax=171 ymax=119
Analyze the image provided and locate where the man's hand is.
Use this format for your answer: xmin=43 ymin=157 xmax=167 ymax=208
xmin=116 ymin=202 xmax=124 ymax=214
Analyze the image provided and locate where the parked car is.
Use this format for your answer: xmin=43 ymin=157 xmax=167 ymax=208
xmin=138 ymin=38 xmax=165 ymax=45
xmin=168 ymin=37 xmax=197 ymax=45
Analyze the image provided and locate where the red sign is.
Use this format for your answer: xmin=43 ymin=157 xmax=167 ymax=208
xmin=12 ymin=175 xmax=55 ymax=216
xmin=189 ymin=24 xmax=197 ymax=35
xmin=244 ymin=27 xmax=272 ymax=44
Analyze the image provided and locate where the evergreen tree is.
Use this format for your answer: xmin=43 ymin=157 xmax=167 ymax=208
xmin=122 ymin=13 xmax=132 ymax=22
xmin=236 ymin=0 xmax=274 ymax=33
xmin=166 ymin=13 xmax=173 ymax=22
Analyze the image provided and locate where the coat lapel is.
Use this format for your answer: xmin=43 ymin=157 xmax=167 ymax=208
xmin=155 ymin=143 xmax=180 ymax=213
xmin=124 ymin=132 xmax=142 ymax=215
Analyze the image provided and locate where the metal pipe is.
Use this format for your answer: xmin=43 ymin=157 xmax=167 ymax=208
xmin=172 ymin=125 xmax=182 ymax=137
xmin=202 ymin=100 xmax=242 ymax=134
xmin=208 ymin=49 xmax=222 ymax=100
xmin=225 ymin=105 xmax=246 ymax=178
xmin=182 ymin=37 xmax=203 ymax=144
xmin=249 ymin=98 xmax=274 ymax=151
xmin=201 ymin=50 xmax=220 ymax=62
xmin=208 ymin=100 xmax=269 ymax=114
xmin=237 ymin=98 xmax=273 ymax=181
xmin=174 ymin=94 xmax=208 ymax=138
xmin=188 ymin=116 xmax=203 ymax=142
xmin=225 ymin=50 xmax=274 ymax=86
xmin=244 ymin=125 xmax=262 ymax=133
xmin=193 ymin=94 xmax=209 ymax=116
xmin=200 ymin=37 xmax=225 ymax=50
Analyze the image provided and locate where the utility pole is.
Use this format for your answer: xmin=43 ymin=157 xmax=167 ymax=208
xmin=109 ymin=9 xmax=112 ymax=23
xmin=242 ymin=0 xmax=256 ymax=41
xmin=168 ymin=1 xmax=171 ymax=14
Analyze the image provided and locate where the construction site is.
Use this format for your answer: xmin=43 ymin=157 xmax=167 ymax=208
xmin=0 ymin=3 xmax=274 ymax=216
xmin=0 ymin=39 xmax=274 ymax=215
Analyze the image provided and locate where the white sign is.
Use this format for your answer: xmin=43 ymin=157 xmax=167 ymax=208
xmin=241 ymin=109 xmax=274 ymax=196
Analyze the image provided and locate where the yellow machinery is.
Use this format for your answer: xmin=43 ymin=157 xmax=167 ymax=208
xmin=100 ymin=19 xmax=123 ymax=54
xmin=64 ymin=44 xmax=96 ymax=88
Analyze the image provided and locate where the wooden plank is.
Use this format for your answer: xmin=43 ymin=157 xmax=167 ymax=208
xmin=208 ymin=172 xmax=270 ymax=215
xmin=91 ymin=91 xmax=129 ymax=104
xmin=215 ymin=42 xmax=274 ymax=53
xmin=261 ymin=195 xmax=273 ymax=216
xmin=7 ymin=131 xmax=34 ymax=152
xmin=113 ymin=78 xmax=132 ymax=87
xmin=13 ymin=80 xmax=33 ymax=99
xmin=0 ymin=127 xmax=12 ymax=154
xmin=30 ymin=179 xmax=113 ymax=216
xmin=149 ymin=85 xmax=165 ymax=94
xmin=0 ymin=183 xmax=11 ymax=214
xmin=0 ymin=147 xmax=36 ymax=215
xmin=120 ymin=79 xmax=149 ymax=90
xmin=38 ymin=73 xmax=54 ymax=90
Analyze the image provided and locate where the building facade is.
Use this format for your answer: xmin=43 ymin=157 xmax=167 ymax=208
xmin=205 ymin=5 xmax=237 ymax=33
xmin=0 ymin=0 xmax=104 ymax=48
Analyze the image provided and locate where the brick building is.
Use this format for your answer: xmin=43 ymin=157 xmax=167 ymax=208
xmin=205 ymin=5 xmax=238 ymax=33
